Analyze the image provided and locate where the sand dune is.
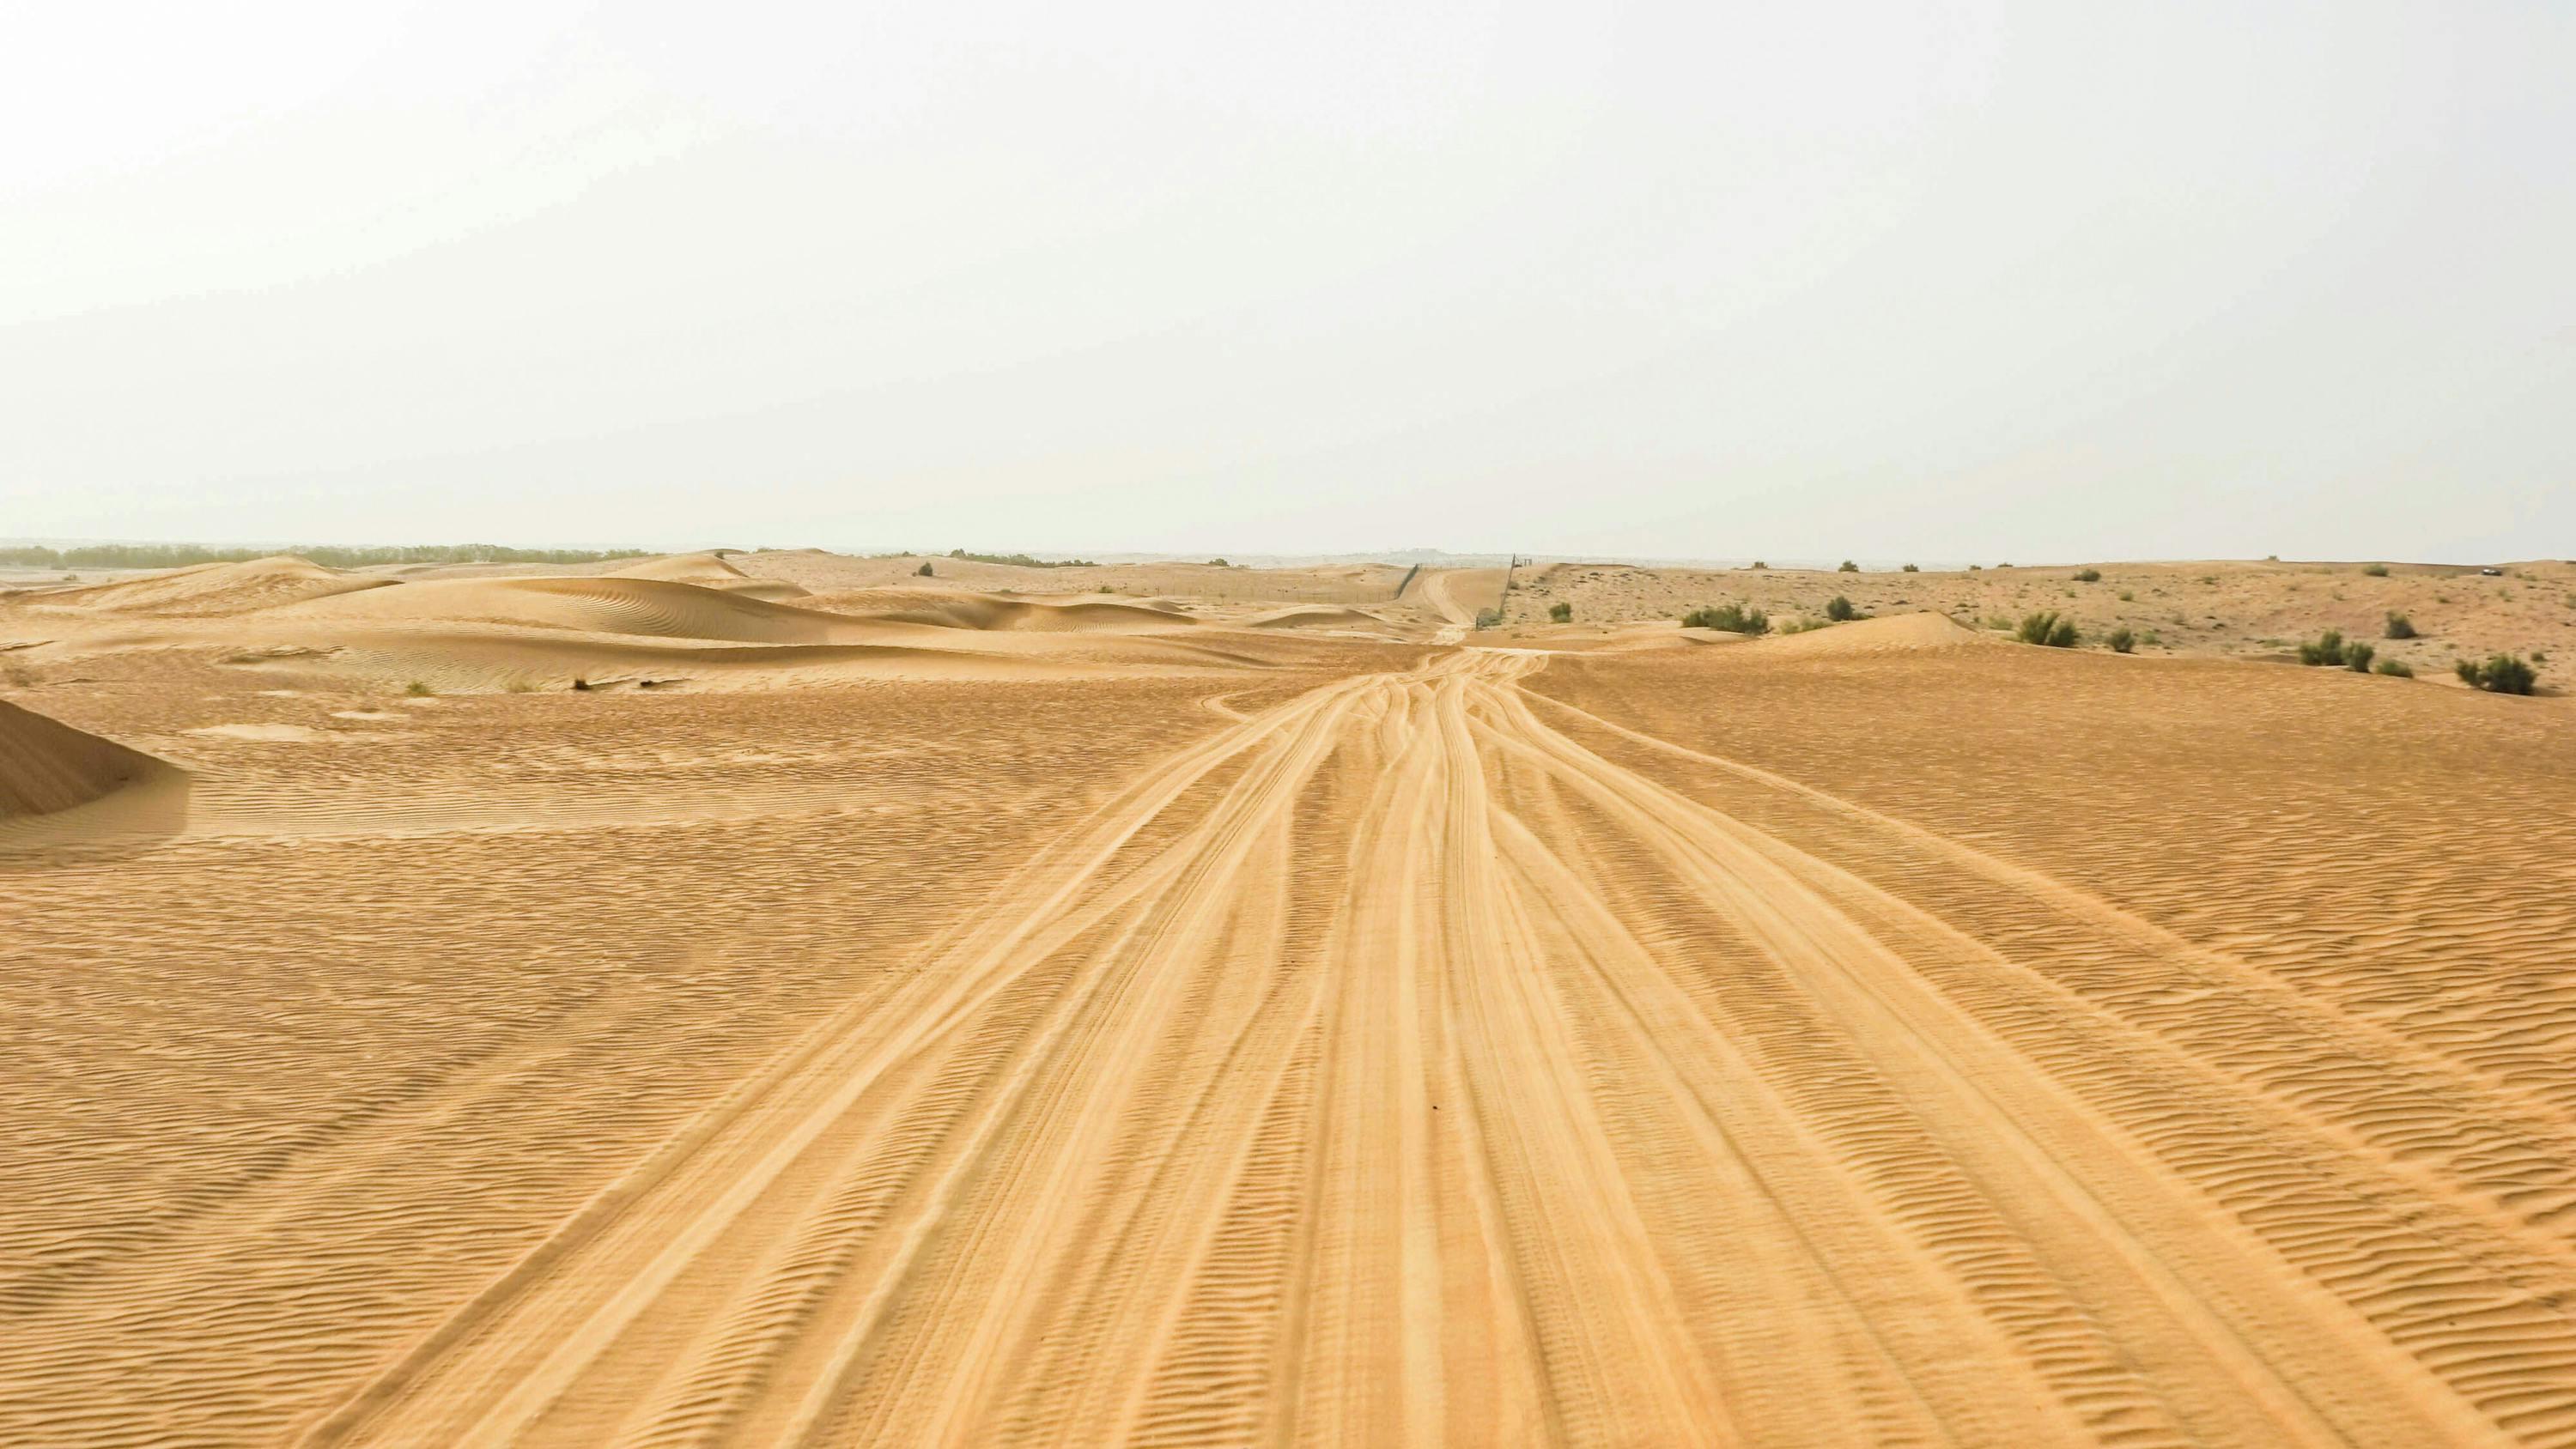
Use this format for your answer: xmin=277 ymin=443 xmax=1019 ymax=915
xmin=0 ymin=699 xmax=168 ymax=816
xmin=34 ymin=555 xmax=395 ymax=615
xmin=1241 ymin=603 xmax=1390 ymax=630
xmin=605 ymin=551 xmax=814 ymax=602
xmin=3 ymin=553 xmax=2573 ymax=1445
xmin=280 ymin=575 xmax=890 ymax=644
xmin=1758 ymin=609 xmax=1991 ymax=654
xmin=803 ymin=587 xmax=1200 ymax=634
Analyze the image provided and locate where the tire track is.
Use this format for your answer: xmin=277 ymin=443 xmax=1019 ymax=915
xmin=283 ymin=649 xmax=2570 ymax=1447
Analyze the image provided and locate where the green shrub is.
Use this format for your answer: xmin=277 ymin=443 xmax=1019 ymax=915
xmin=2296 ymin=631 xmax=2348 ymax=666
xmin=1548 ymin=601 xmax=1572 ymax=622
xmin=2384 ymin=611 xmax=2415 ymax=639
xmin=2016 ymin=611 xmax=2078 ymax=647
xmin=2457 ymin=654 xmax=2538 ymax=694
xmin=1473 ymin=608 xmax=1504 ymax=630
xmin=1747 ymin=560 xmax=1767 ymax=570
xmin=916 ymin=561 xmax=934 ymax=577
xmin=1825 ymin=595 xmax=1858 ymax=621
xmin=2107 ymin=627 xmax=2136 ymax=653
xmin=1901 ymin=562 xmax=1919 ymax=572
xmin=2374 ymin=657 xmax=2413 ymax=677
xmin=2073 ymin=567 xmax=2101 ymax=583
xmin=2117 ymin=590 xmax=2134 ymax=602
xmin=2343 ymin=640 xmax=2375 ymax=672
xmin=1838 ymin=560 xmax=1859 ymax=573
xmin=1683 ymin=602 xmax=1770 ymax=634
xmin=404 ymin=680 xmax=434 ymax=696
xmin=2361 ymin=562 xmax=2389 ymax=576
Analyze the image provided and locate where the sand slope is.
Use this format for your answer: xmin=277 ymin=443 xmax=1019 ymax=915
xmin=0 ymin=699 xmax=165 ymax=816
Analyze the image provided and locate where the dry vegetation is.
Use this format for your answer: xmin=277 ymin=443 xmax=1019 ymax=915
xmin=2 ymin=547 xmax=2571 ymax=1445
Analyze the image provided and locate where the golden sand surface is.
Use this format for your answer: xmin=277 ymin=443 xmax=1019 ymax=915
xmin=3 ymin=555 xmax=2572 ymax=1445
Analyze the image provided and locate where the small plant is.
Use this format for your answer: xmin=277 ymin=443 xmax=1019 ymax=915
xmin=1901 ymin=562 xmax=1919 ymax=573
xmin=2374 ymin=657 xmax=2413 ymax=677
xmin=1683 ymin=602 xmax=1770 ymax=634
xmin=1838 ymin=560 xmax=1859 ymax=573
xmin=2016 ymin=611 xmax=2077 ymax=647
xmin=2342 ymin=640 xmax=2375 ymax=673
xmin=1747 ymin=560 xmax=1768 ymax=570
xmin=1548 ymin=601 xmax=1572 ymax=622
xmin=2295 ymin=631 xmax=2348 ymax=666
xmin=2073 ymin=567 xmax=2101 ymax=583
xmin=1825 ymin=595 xmax=1858 ymax=621
xmin=2456 ymin=654 xmax=2538 ymax=694
xmin=2361 ymin=562 xmax=2389 ymax=576
xmin=404 ymin=681 xmax=434 ymax=697
xmin=1473 ymin=608 xmax=1504 ymax=629
xmin=1098 ymin=585 xmax=1114 ymax=593
xmin=916 ymin=561 xmax=935 ymax=577
xmin=2384 ymin=611 xmax=2416 ymax=639
xmin=2142 ymin=630 xmax=2163 ymax=646
xmin=2117 ymin=590 xmax=2134 ymax=602
xmin=571 ymin=677 xmax=592 ymax=691
xmin=2107 ymin=627 xmax=2136 ymax=653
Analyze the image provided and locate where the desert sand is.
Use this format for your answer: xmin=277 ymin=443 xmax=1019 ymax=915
xmin=3 ymin=551 xmax=2573 ymax=1446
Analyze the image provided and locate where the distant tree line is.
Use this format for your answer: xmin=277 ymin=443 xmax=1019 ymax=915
xmin=0 ymin=542 xmax=652 ymax=570
xmin=945 ymin=549 xmax=1099 ymax=568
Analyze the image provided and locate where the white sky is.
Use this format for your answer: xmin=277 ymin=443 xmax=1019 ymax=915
xmin=3 ymin=0 xmax=2569 ymax=561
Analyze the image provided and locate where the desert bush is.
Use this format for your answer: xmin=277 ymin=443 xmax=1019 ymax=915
xmin=2107 ymin=627 xmax=2136 ymax=653
xmin=1683 ymin=602 xmax=1770 ymax=634
xmin=404 ymin=681 xmax=434 ymax=696
xmin=1838 ymin=560 xmax=1859 ymax=573
xmin=1747 ymin=560 xmax=1768 ymax=570
xmin=2073 ymin=567 xmax=2101 ymax=583
xmin=2296 ymin=631 xmax=2348 ymax=666
xmin=1548 ymin=601 xmax=1572 ymax=622
xmin=2375 ymin=657 xmax=2413 ymax=677
xmin=916 ymin=561 xmax=934 ymax=577
xmin=1901 ymin=562 xmax=1919 ymax=572
xmin=1473 ymin=608 xmax=1504 ymax=629
xmin=2361 ymin=562 xmax=2389 ymax=576
xmin=2457 ymin=654 xmax=2538 ymax=694
xmin=2383 ymin=611 xmax=2415 ymax=639
xmin=2343 ymin=640 xmax=2375 ymax=672
xmin=1825 ymin=595 xmax=1858 ymax=621
xmin=2016 ymin=611 xmax=2077 ymax=647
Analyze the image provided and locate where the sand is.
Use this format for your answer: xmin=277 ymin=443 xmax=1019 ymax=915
xmin=3 ymin=550 xmax=2573 ymax=1445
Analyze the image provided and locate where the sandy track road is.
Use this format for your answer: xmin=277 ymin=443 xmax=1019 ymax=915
xmin=280 ymin=650 xmax=2576 ymax=1447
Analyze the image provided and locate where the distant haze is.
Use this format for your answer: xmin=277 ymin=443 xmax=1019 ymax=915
xmin=5 ymin=1 xmax=2569 ymax=562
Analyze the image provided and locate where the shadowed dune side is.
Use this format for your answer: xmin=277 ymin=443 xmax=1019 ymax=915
xmin=32 ymin=556 xmax=397 ymax=616
xmin=0 ymin=699 xmax=176 ymax=818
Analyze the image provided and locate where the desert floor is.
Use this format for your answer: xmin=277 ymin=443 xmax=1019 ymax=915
xmin=3 ymin=552 xmax=2573 ymax=1446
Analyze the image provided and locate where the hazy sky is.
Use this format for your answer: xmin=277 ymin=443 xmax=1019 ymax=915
xmin=5 ymin=1 xmax=2569 ymax=561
